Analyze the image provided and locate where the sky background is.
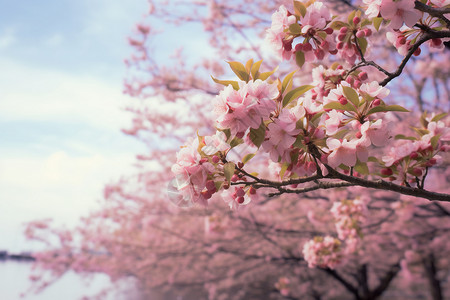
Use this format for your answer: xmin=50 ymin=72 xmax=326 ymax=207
xmin=0 ymin=0 xmax=151 ymax=253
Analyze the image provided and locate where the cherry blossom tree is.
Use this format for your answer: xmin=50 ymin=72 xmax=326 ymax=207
xmin=25 ymin=0 xmax=450 ymax=299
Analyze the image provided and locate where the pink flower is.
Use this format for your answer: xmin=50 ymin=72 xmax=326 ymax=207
xmin=359 ymin=81 xmax=390 ymax=98
xmin=326 ymin=138 xmax=357 ymax=168
xmin=202 ymin=131 xmax=230 ymax=155
xmin=214 ymin=80 xmax=277 ymax=136
xmin=360 ymin=119 xmax=390 ymax=147
xmin=386 ymin=31 xmax=411 ymax=56
xmin=265 ymin=5 xmax=297 ymax=60
xmin=363 ymin=0 xmax=383 ymax=18
xmin=380 ymin=0 xmax=421 ymax=29
xmin=300 ymin=2 xmax=332 ymax=33
xmin=302 ymin=236 xmax=343 ymax=269
xmin=324 ymin=110 xmax=344 ymax=135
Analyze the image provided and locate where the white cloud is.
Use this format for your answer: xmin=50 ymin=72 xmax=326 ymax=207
xmin=0 ymin=58 xmax=132 ymax=131
xmin=0 ymin=27 xmax=16 ymax=49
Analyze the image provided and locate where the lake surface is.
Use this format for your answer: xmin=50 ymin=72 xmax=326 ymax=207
xmin=0 ymin=260 xmax=131 ymax=300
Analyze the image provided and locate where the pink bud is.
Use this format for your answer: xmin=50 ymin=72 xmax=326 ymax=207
xmin=355 ymin=131 xmax=362 ymax=139
xmin=346 ymin=76 xmax=354 ymax=85
xmin=339 ymin=27 xmax=348 ymax=34
xmin=324 ymin=27 xmax=333 ymax=35
xmin=329 ymin=49 xmax=338 ymax=55
xmin=358 ymin=72 xmax=368 ymax=81
xmin=353 ymin=16 xmax=360 ymax=25
xmin=236 ymin=196 xmax=245 ymax=204
xmin=409 ymin=152 xmax=418 ymax=159
xmin=426 ymin=158 xmax=437 ymax=167
xmin=381 ymin=168 xmax=393 ymax=176
xmin=249 ymin=186 xmax=257 ymax=195
xmin=353 ymin=80 xmax=362 ymax=88
xmin=303 ymin=42 xmax=313 ymax=52
xmin=413 ymin=47 xmax=421 ymax=56
xmin=356 ymin=30 xmax=365 ymax=38
xmin=363 ymin=28 xmax=372 ymax=37
xmin=231 ymin=174 xmax=239 ymax=182
xmin=337 ymin=33 xmax=346 ymax=41
xmin=236 ymin=188 xmax=245 ymax=197
xmin=336 ymin=41 xmax=344 ymax=49
xmin=339 ymin=96 xmax=348 ymax=105
xmin=206 ymin=180 xmax=215 ymax=191
xmin=212 ymin=155 xmax=220 ymax=163
xmin=431 ymin=38 xmax=442 ymax=46
xmin=372 ymin=98 xmax=381 ymax=106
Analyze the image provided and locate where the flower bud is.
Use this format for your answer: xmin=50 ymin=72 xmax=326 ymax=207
xmin=372 ymin=98 xmax=381 ymax=106
xmin=413 ymin=47 xmax=421 ymax=56
xmin=336 ymin=41 xmax=345 ymax=49
xmin=324 ymin=27 xmax=334 ymax=35
xmin=339 ymin=27 xmax=348 ymax=34
xmin=337 ymin=33 xmax=346 ymax=41
xmin=231 ymin=174 xmax=239 ymax=182
xmin=358 ymin=72 xmax=368 ymax=81
xmin=381 ymin=168 xmax=393 ymax=176
xmin=339 ymin=96 xmax=348 ymax=105
xmin=353 ymin=16 xmax=360 ymax=25
xmin=356 ymin=30 xmax=365 ymax=38
xmin=363 ymin=28 xmax=372 ymax=37
xmin=236 ymin=196 xmax=245 ymax=204
xmin=212 ymin=155 xmax=220 ymax=163
xmin=409 ymin=152 xmax=418 ymax=159
xmin=206 ymin=180 xmax=216 ymax=191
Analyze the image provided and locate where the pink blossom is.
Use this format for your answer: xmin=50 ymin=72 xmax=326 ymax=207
xmin=265 ymin=5 xmax=297 ymax=60
xmin=360 ymin=119 xmax=390 ymax=147
xmin=380 ymin=0 xmax=421 ymax=29
xmin=300 ymin=2 xmax=332 ymax=34
xmin=214 ymin=80 xmax=277 ymax=136
xmin=326 ymin=139 xmax=357 ymax=168
xmin=386 ymin=31 xmax=411 ymax=56
xmin=202 ymin=131 xmax=230 ymax=155
xmin=324 ymin=110 xmax=344 ymax=135
xmin=363 ymin=0 xmax=383 ymax=18
xmin=302 ymin=236 xmax=343 ymax=269
xmin=359 ymin=81 xmax=390 ymax=98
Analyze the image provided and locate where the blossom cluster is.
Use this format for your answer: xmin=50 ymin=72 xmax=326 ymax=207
xmin=302 ymin=236 xmax=343 ymax=269
xmin=266 ymin=1 xmax=448 ymax=65
xmin=331 ymin=199 xmax=367 ymax=252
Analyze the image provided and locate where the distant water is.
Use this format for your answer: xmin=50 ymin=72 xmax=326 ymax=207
xmin=0 ymin=261 xmax=132 ymax=300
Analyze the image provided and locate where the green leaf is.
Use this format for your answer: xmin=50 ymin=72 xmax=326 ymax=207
xmin=295 ymin=50 xmax=305 ymax=68
xmin=373 ymin=17 xmax=383 ymax=31
xmin=251 ymin=60 xmax=263 ymax=80
xmin=282 ymin=85 xmax=314 ymax=107
xmin=431 ymin=112 xmax=447 ymax=122
xmin=348 ymin=10 xmax=357 ymax=24
xmin=211 ymin=76 xmax=239 ymax=90
xmin=214 ymin=181 xmax=223 ymax=191
xmin=224 ymin=162 xmax=235 ymax=183
xmin=330 ymin=21 xmax=346 ymax=30
xmin=430 ymin=134 xmax=441 ymax=149
xmin=357 ymin=37 xmax=368 ymax=55
xmin=294 ymin=0 xmax=307 ymax=17
xmin=289 ymin=23 xmax=302 ymax=35
xmin=245 ymin=59 xmax=253 ymax=74
xmin=354 ymin=160 xmax=369 ymax=175
xmin=242 ymin=153 xmax=256 ymax=164
xmin=281 ymin=70 xmax=297 ymax=94
xmin=227 ymin=61 xmax=250 ymax=82
xmin=249 ymin=122 xmax=266 ymax=148
xmin=324 ymin=101 xmax=357 ymax=112
xmin=367 ymin=156 xmax=380 ymax=163
xmin=259 ymin=66 xmax=278 ymax=81
xmin=229 ymin=137 xmax=243 ymax=148
xmin=395 ymin=134 xmax=417 ymax=141
xmin=342 ymin=86 xmax=360 ymax=107
xmin=279 ymin=163 xmax=289 ymax=179
xmin=367 ymin=105 xmax=409 ymax=115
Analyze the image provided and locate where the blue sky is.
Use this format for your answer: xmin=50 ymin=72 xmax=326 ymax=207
xmin=0 ymin=0 xmax=151 ymax=252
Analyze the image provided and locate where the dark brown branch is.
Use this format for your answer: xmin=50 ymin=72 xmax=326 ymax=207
xmin=414 ymin=1 xmax=450 ymax=28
